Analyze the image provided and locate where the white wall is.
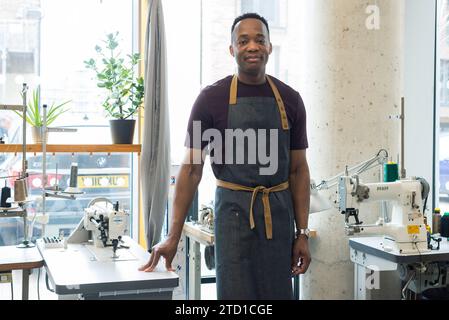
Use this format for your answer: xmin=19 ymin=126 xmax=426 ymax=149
xmin=404 ymin=0 xmax=437 ymax=209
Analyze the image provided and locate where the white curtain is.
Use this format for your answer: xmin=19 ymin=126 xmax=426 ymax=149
xmin=141 ymin=0 xmax=170 ymax=250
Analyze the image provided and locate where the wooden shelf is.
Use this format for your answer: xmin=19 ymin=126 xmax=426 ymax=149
xmin=0 ymin=144 xmax=141 ymax=154
xmin=183 ymin=221 xmax=215 ymax=246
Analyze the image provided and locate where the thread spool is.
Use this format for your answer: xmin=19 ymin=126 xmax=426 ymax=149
xmin=441 ymin=212 xmax=449 ymax=238
xmin=432 ymin=208 xmax=441 ymax=235
xmin=69 ymin=163 xmax=78 ymax=188
xmin=383 ymin=162 xmax=399 ymax=182
xmin=14 ymin=179 xmax=28 ymax=202
xmin=1 ymin=181 xmax=11 ymax=208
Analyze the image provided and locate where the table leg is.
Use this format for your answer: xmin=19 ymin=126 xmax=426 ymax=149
xmin=22 ymin=269 xmax=30 ymax=300
xmin=188 ymin=239 xmax=201 ymax=300
xmin=293 ymin=275 xmax=300 ymax=299
xmin=354 ymin=263 xmax=371 ymax=300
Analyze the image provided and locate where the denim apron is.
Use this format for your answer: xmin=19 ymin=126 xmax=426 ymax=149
xmin=214 ymin=75 xmax=295 ymax=300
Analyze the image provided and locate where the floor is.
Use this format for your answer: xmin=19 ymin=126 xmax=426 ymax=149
xmin=0 ymin=267 xmax=216 ymax=300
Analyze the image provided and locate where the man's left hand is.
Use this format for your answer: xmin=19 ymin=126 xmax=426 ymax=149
xmin=291 ymin=236 xmax=311 ymax=275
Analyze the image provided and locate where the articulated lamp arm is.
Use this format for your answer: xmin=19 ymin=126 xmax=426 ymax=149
xmin=310 ymin=149 xmax=389 ymax=214
xmin=315 ymin=149 xmax=389 ymax=191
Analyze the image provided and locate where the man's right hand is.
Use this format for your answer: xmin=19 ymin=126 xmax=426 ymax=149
xmin=138 ymin=238 xmax=178 ymax=272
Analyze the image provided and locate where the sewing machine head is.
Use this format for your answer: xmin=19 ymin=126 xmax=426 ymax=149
xmin=198 ymin=204 xmax=214 ymax=233
xmin=83 ymin=202 xmax=129 ymax=252
xmin=338 ymin=175 xmax=430 ymax=254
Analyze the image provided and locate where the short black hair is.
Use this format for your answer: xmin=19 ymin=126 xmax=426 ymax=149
xmin=231 ymin=13 xmax=270 ymax=36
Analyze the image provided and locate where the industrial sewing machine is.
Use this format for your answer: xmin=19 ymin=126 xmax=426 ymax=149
xmin=338 ymin=175 xmax=430 ymax=254
xmin=332 ymin=157 xmax=449 ymax=297
xmin=312 ymin=149 xmax=449 ymax=297
xmin=67 ymin=198 xmax=130 ymax=258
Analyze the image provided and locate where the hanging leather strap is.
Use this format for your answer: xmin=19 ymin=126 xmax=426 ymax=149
xmin=216 ymin=179 xmax=289 ymax=240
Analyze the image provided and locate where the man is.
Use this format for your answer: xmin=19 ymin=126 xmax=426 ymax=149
xmin=140 ymin=13 xmax=311 ymax=300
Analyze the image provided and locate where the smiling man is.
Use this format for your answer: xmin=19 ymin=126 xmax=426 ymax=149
xmin=140 ymin=13 xmax=311 ymax=300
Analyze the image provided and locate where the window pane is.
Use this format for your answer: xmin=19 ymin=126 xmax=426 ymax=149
xmin=164 ymin=0 xmax=201 ymax=165
xmin=439 ymin=1 xmax=449 ymax=214
xmin=240 ymin=0 xmax=281 ymax=28
xmin=0 ymin=0 xmax=40 ymax=104
xmin=33 ymin=153 xmax=132 ymax=237
xmin=40 ymin=0 xmax=133 ymax=135
xmin=241 ymin=0 xmax=255 ymax=14
xmin=0 ymin=0 xmax=135 ymax=245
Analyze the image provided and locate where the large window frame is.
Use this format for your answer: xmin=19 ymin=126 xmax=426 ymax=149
xmin=0 ymin=0 xmax=141 ymax=245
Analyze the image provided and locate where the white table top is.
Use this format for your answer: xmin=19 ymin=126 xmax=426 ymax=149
xmin=0 ymin=245 xmax=43 ymax=272
xmin=349 ymin=236 xmax=449 ymax=263
xmin=37 ymin=236 xmax=178 ymax=295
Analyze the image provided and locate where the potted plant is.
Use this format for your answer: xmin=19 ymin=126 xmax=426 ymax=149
xmin=14 ymin=88 xmax=71 ymax=144
xmin=84 ymin=32 xmax=144 ymax=144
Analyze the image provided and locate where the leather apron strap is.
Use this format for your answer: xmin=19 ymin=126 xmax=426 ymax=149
xmin=228 ymin=74 xmax=289 ymax=130
xmin=216 ymin=179 xmax=289 ymax=240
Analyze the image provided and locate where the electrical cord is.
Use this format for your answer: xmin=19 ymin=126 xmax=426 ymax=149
xmin=402 ymin=269 xmax=416 ymax=300
xmin=37 ymin=267 xmax=41 ymax=300
xmin=423 ymin=196 xmax=428 ymax=217
xmin=412 ymin=237 xmax=424 ymax=298
xmin=10 ymin=275 xmax=13 ymax=300
xmin=45 ymin=271 xmax=54 ymax=293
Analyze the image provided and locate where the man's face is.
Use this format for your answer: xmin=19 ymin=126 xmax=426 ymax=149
xmin=230 ymin=18 xmax=272 ymax=75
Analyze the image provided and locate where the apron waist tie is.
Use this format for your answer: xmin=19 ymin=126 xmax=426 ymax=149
xmin=216 ymin=179 xmax=289 ymax=240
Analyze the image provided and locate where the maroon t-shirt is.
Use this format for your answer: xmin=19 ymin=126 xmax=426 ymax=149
xmin=185 ymin=75 xmax=308 ymax=152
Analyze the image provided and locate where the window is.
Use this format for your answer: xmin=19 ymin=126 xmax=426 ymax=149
xmin=241 ymin=0 xmax=282 ymax=28
xmin=267 ymin=45 xmax=281 ymax=79
xmin=438 ymin=1 xmax=449 ymax=213
xmin=0 ymin=0 xmax=138 ymax=246
xmin=440 ymin=60 xmax=449 ymax=107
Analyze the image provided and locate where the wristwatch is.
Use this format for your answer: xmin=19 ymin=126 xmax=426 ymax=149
xmin=296 ymin=228 xmax=310 ymax=239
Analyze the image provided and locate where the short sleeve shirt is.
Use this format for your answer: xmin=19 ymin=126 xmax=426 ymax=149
xmin=185 ymin=75 xmax=308 ymax=153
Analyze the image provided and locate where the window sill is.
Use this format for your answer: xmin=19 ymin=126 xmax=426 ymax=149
xmin=0 ymin=144 xmax=141 ymax=154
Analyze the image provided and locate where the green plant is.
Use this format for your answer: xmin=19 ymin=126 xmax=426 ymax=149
xmin=14 ymin=88 xmax=71 ymax=127
xmin=84 ymin=32 xmax=144 ymax=120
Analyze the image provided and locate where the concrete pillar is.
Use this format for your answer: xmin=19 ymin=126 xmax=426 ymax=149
xmin=298 ymin=0 xmax=404 ymax=299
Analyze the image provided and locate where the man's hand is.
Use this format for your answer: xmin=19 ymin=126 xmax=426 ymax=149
xmin=291 ymin=236 xmax=311 ymax=275
xmin=138 ymin=238 xmax=178 ymax=272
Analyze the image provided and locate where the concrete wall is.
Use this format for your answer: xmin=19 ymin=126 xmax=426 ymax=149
xmin=299 ymin=0 xmax=404 ymax=299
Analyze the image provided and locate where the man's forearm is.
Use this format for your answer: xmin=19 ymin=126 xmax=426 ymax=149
xmin=289 ymin=164 xmax=310 ymax=230
xmin=167 ymin=163 xmax=203 ymax=242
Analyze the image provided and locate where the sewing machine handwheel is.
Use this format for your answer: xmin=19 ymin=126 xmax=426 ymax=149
xmin=87 ymin=197 xmax=114 ymax=210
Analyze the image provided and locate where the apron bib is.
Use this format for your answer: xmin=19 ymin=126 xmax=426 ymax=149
xmin=214 ymin=75 xmax=295 ymax=300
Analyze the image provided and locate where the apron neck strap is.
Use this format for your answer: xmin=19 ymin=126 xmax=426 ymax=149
xmin=229 ymin=74 xmax=238 ymax=105
xmin=229 ymin=74 xmax=289 ymax=130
